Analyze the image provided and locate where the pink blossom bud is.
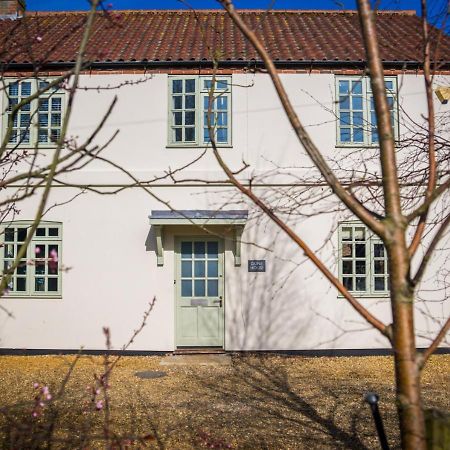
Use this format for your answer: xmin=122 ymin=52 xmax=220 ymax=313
xmin=32 ymin=411 xmax=38 ymax=417
xmin=46 ymin=394 xmax=52 ymax=400
xmin=39 ymin=402 xmax=45 ymax=407
xmin=49 ymin=249 xmax=58 ymax=262
xmin=34 ymin=247 xmax=40 ymax=254
xmin=42 ymin=386 xmax=49 ymax=395
xmin=95 ymin=400 xmax=103 ymax=410
xmin=33 ymin=382 xmax=39 ymax=389
xmin=36 ymin=36 xmax=42 ymax=42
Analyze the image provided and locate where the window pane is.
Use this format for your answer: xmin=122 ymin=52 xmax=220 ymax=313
xmin=340 ymin=112 xmax=350 ymax=126
xmin=352 ymin=96 xmax=363 ymax=110
xmin=343 ymin=277 xmax=353 ymax=290
xmin=185 ymin=127 xmax=195 ymax=142
xmin=51 ymin=98 xmax=62 ymax=111
xmin=38 ymin=130 xmax=48 ymax=143
xmin=355 ymin=260 xmax=366 ymax=274
xmin=172 ymin=79 xmax=182 ymax=93
xmin=48 ymin=278 xmax=58 ymax=291
xmin=374 ymin=243 xmax=384 ymax=257
xmin=355 ymin=277 xmax=366 ymax=291
xmin=339 ymin=96 xmax=350 ymax=110
xmin=353 ymin=112 xmax=363 ymax=126
xmin=9 ymin=82 xmax=19 ymax=96
xmin=35 ymin=261 xmax=45 ymax=275
xmin=17 ymin=228 xmax=27 ymax=242
xmin=339 ymin=80 xmax=349 ymax=94
xmin=35 ymin=277 xmax=45 ymax=291
xmin=217 ymin=112 xmax=227 ymax=126
xmin=194 ymin=280 xmax=205 ymax=296
xmin=181 ymin=242 xmax=192 ymax=259
xmin=21 ymin=82 xmax=31 ymax=96
xmin=216 ymin=96 xmax=227 ymax=110
xmin=374 ymin=260 xmax=385 ymax=274
xmin=374 ymin=277 xmax=385 ymax=291
xmin=174 ymin=128 xmax=182 ymax=142
xmin=17 ymin=277 xmax=26 ymax=291
xmin=217 ymin=128 xmax=227 ymax=143
xmin=5 ymin=228 xmax=14 ymax=242
xmin=17 ymin=263 xmax=26 ymax=275
xmin=185 ymin=95 xmax=195 ymax=109
xmin=48 ymin=228 xmax=59 ymax=237
xmin=173 ymin=96 xmax=182 ymax=109
xmin=217 ymin=80 xmax=228 ymax=90
xmin=208 ymin=280 xmax=218 ymax=297
xmin=355 ymin=244 xmax=365 ymax=258
xmin=181 ymin=261 xmax=192 ymax=278
xmin=352 ymin=81 xmax=362 ymax=94
xmin=340 ymin=128 xmax=351 ymax=142
xmin=39 ymin=99 xmax=49 ymax=111
xmin=354 ymin=228 xmax=365 ymax=241
xmin=342 ymin=243 xmax=352 ymax=257
xmin=354 ymin=128 xmax=364 ymax=143
xmin=173 ymin=112 xmax=182 ymax=125
xmin=51 ymin=113 xmax=61 ymax=126
xmin=185 ymin=79 xmax=195 ymax=93
xmin=185 ymin=111 xmax=195 ymax=125
xmin=35 ymin=244 xmax=46 ymax=257
xmin=181 ymin=280 xmax=192 ymax=297
xmin=342 ymin=260 xmax=352 ymax=274
xmin=207 ymin=260 xmax=218 ymax=277
xmin=20 ymin=114 xmax=30 ymax=126
xmin=194 ymin=261 xmax=205 ymax=277
xmin=194 ymin=242 xmax=205 ymax=258
xmin=4 ymin=244 xmax=14 ymax=258
xmin=207 ymin=242 xmax=218 ymax=258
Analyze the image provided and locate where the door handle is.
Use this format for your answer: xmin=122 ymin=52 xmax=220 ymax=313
xmin=212 ymin=299 xmax=223 ymax=307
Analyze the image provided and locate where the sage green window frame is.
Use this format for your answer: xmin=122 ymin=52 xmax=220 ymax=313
xmin=1 ymin=221 xmax=63 ymax=298
xmin=2 ymin=78 xmax=65 ymax=148
xmin=167 ymin=75 xmax=232 ymax=147
xmin=335 ymin=76 xmax=398 ymax=147
xmin=338 ymin=221 xmax=390 ymax=297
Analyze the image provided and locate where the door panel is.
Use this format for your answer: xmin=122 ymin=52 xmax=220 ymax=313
xmin=176 ymin=237 xmax=224 ymax=347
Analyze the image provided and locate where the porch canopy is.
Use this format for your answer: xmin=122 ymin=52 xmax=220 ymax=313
xmin=148 ymin=210 xmax=248 ymax=266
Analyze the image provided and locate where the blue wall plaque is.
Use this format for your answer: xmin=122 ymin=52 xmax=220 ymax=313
xmin=248 ymin=260 xmax=266 ymax=272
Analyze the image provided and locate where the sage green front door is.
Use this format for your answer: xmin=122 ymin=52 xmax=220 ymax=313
xmin=175 ymin=237 xmax=224 ymax=347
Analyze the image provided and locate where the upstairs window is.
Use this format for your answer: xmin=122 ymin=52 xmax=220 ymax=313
xmin=336 ymin=76 xmax=397 ymax=146
xmin=3 ymin=79 xmax=64 ymax=147
xmin=1 ymin=222 xmax=62 ymax=297
xmin=168 ymin=76 xmax=231 ymax=147
xmin=338 ymin=222 xmax=389 ymax=296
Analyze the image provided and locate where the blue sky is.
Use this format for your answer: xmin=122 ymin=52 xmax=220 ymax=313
xmin=27 ymin=0 xmax=449 ymax=29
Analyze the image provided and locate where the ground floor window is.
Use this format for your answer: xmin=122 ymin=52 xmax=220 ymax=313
xmin=1 ymin=221 xmax=62 ymax=297
xmin=338 ymin=222 xmax=389 ymax=295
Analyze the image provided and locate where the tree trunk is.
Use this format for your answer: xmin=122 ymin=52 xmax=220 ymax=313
xmin=389 ymin=233 xmax=426 ymax=450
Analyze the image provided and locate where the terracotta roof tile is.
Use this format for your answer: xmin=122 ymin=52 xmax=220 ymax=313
xmin=0 ymin=10 xmax=448 ymax=66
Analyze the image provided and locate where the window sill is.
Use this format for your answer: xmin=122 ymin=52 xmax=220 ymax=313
xmin=165 ymin=144 xmax=233 ymax=149
xmin=337 ymin=293 xmax=390 ymax=299
xmin=6 ymin=144 xmax=59 ymax=150
xmin=335 ymin=143 xmax=379 ymax=148
xmin=3 ymin=294 xmax=62 ymax=299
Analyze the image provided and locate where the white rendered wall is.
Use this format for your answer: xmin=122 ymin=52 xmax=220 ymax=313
xmin=0 ymin=71 xmax=448 ymax=351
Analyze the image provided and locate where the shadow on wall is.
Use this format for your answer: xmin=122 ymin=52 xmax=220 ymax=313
xmin=226 ymin=215 xmax=317 ymax=351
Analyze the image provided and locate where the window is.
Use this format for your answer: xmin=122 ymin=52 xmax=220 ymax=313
xmin=336 ymin=76 xmax=397 ymax=146
xmin=168 ymin=76 xmax=231 ymax=146
xmin=1 ymin=222 xmax=62 ymax=297
xmin=339 ymin=222 xmax=389 ymax=295
xmin=3 ymin=79 xmax=64 ymax=147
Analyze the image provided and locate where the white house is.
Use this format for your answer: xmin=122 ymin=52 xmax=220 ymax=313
xmin=0 ymin=3 xmax=449 ymax=354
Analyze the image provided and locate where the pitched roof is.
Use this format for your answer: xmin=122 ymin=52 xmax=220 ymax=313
xmin=1 ymin=10 xmax=449 ymax=67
